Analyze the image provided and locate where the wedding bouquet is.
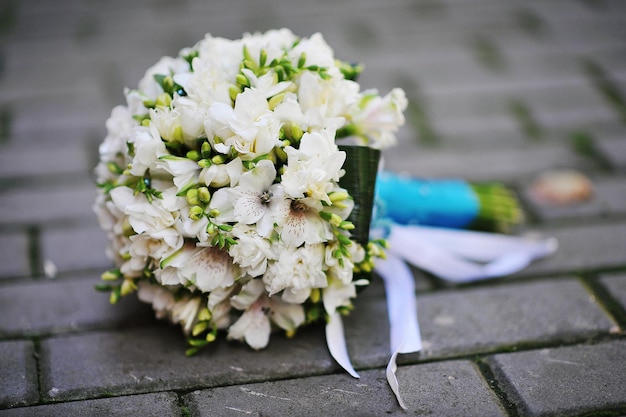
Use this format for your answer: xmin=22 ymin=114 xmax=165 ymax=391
xmin=93 ymin=29 xmax=407 ymax=355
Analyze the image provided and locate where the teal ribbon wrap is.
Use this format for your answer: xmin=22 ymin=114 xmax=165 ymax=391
xmin=375 ymin=171 xmax=480 ymax=229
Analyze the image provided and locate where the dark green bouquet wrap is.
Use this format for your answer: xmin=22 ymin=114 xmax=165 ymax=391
xmin=338 ymin=145 xmax=381 ymax=249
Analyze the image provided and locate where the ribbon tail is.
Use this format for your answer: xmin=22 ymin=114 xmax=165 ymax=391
xmin=375 ymin=254 xmax=423 ymax=409
xmin=325 ymin=311 xmax=360 ymax=378
xmin=386 ymin=350 xmax=407 ymax=410
xmin=387 ymin=225 xmax=557 ymax=282
xmin=395 ymin=225 xmax=558 ymax=262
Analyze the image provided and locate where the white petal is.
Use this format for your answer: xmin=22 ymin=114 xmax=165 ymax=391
xmin=232 ymin=187 xmax=267 ymax=224
xmin=182 ymin=247 xmax=236 ymax=292
xmin=231 ymin=279 xmax=265 ymax=310
xmin=228 ymin=307 xmax=271 ymax=350
xmin=269 ymin=298 xmax=305 ymax=331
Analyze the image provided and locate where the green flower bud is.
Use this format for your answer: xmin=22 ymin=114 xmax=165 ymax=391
xmin=109 ymin=287 xmax=121 ymax=304
xmin=186 ymin=150 xmax=200 ymax=161
xmin=186 ymin=189 xmax=200 ymax=206
xmin=122 ymin=219 xmax=134 ymax=237
xmin=339 ymin=221 xmax=355 ymax=230
xmin=259 ymin=48 xmax=268 ymax=67
xmin=201 ymin=141 xmax=212 ymax=158
xmin=198 ymin=307 xmax=212 ymax=322
xmin=155 ymin=92 xmax=172 ymax=108
xmin=198 ymin=187 xmax=211 ymax=204
xmin=101 ymin=269 xmax=121 ymax=281
xmin=236 ymin=73 xmax=249 ymax=88
xmin=211 ymin=154 xmax=226 ymax=164
xmin=229 ymin=85 xmax=241 ymax=102
xmin=310 ymin=288 xmax=320 ymax=303
xmin=288 ymin=123 xmax=303 ymax=141
xmin=106 ymin=162 xmax=124 ymax=175
xmin=189 ymin=205 xmax=204 ymax=220
xmin=329 ymin=191 xmax=349 ymax=203
xmin=329 ymin=213 xmax=343 ymax=227
xmin=336 ymin=233 xmax=353 ymax=246
xmin=192 ymin=321 xmax=209 ymax=337
xmin=298 ymin=52 xmax=307 ymax=68
xmin=198 ymin=159 xmax=212 ymax=168
xmin=268 ymin=92 xmax=286 ymax=110
xmin=120 ymin=279 xmax=136 ymax=296
xmin=173 ymin=125 xmax=184 ymax=143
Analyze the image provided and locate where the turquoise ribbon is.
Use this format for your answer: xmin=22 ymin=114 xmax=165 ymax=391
xmin=375 ymin=171 xmax=480 ymax=229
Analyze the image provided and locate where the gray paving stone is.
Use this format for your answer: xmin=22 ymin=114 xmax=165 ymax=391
xmin=382 ymin=142 xmax=597 ymax=182
xmin=8 ymin=94 xmax=108 ymax=135
xmin=521 ymin=222 xmax=626 ymax=276
xmin=4 ymin=125 xmax=102 ymax=148
xmin=41 ymin=224 xmax=112 ymax=273
xmin=596 ymin=137 xmax=626 ymax=172
xmin=487 ymin=340 xmax=626 ymax=416
xmin=0 ymin=182 xmax=97 ymax=226
xmin=0 ymin=277 xmax=154 ymax=337
xmin=360 ymin=279 xmax=612 ymax=361
xmin=0 ymin=142 xmax=91 ymax=179
xmin=39 ymin=324 xmax=335 ymax=402
xmin=426 ymin=278 xmax=612 ymax=351
xmin=599 ymin=273 xmax=626 ymax=313
xmin=0 ymin=341 xmax=38 ymax=408
xmin=0 ymin=232 xmax=30 ymax=279
xmin=0 ymin=392 xmax=182 ymax=417
xmin=185 ymin=360 xmax=507 ymax=417
xmin=522 ymin=176 xmax=626 ymax=221
xmin=427 ymin=81 xmax=612 ymax=125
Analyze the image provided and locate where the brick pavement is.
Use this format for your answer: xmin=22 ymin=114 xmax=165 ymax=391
xmin=1 ymin=0 xmax=625 ymax=416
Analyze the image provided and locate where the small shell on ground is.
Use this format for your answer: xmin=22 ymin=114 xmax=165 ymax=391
xmin=529 ymin=169 xmax=593 ymax=205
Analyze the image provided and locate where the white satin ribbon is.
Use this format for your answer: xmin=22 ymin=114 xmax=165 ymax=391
xmin=326 ymin=225 xmax=557 ymax=408
xmin=386 ymin=225 xmax=558 ymax=282
xmin=326 ymin=311 xmax=360 ymax=378
xmin=376 ymin=254 xmax=422 ymax=409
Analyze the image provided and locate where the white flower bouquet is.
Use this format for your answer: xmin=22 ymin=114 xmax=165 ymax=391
xmin=94 ymin=29 xmax=407 ymax=355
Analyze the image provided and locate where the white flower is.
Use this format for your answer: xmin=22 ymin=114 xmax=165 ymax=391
xmin=208 ymin=285 xmax=238 ymax=329
xmin=241 ymin=68 xmax=292 ymax=99
xmin=179 ymin=246 xmax=239 ymax=293
xmin=349 ymin=88 xmax=408 ymax=149
xmin=137 ymin=281 xmax=176 ymax=319
xmin=99 ymin=105 xmax=135 ymax=163
xmin=270 ymin=196 xmax=332 ymax=247
xmin=322 ymin=277 xmax=357 ymax=315
xmin=149 ymin=95 xmax=206 ymax=149
xmin=121 ymin=232 xmax=181 ymax=277
xmin=174 ymin=35 xmax=241 ymax=107
xmin=229 ymin=279 xmax=272 ymax=349
xmin=109 ymin=187 xmax=177 ymax=236
xmin=229 ymin=224 xmax=275 ymax=277
xmin=228 ymin=160 xmax=277 ymax=225
xmin=289 ymin=32 xmax=336 ymax=69
xmin=205 ymin=88 xmax=281 ymax=160
xmin=281 ymin=130 xmax=346 ymax=206
xmin=138 ymin=55 xmax=190 ymax=100
xmin=273 ymin=93 xmax=344 ymax=134
xmin=228 ymin=279 xmax=305 ymax=349
xmin=297 ymin=72 xmax=358 ymax=123
xmin=157 ymin=155 xmax=201 ymax=193
xmin=263 ymin=243 xmax=327 ymax=302
xmin=170 ymin=295 xmax=203 ymax=334
xmin=199 ymin=157 xmax=243 ymax=188
xmin=128 ymin=124 xmax=168 ymax=178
